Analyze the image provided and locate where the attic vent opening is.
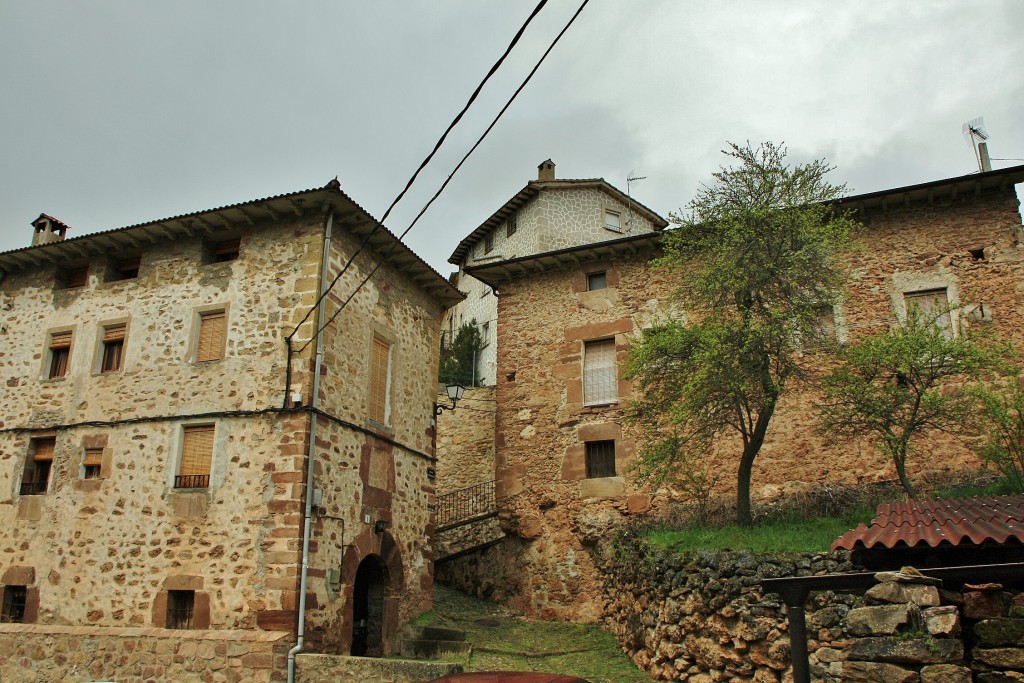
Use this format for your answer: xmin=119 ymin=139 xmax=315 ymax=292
xmin=969 ymin=247 xmax=985 ymax=261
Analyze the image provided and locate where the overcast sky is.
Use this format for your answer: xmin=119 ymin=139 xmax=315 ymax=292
xmin=2 ymin=1 xmax=1022 ymax=276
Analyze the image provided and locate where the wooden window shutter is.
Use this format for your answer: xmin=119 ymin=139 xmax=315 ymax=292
xmin=180 ymin=425 xmax=214 ymax=476
xmin=369 ymin=338 xmax=390 ymax=423
xmin=33 ymin=439 xmax=55 ymax=462
xmin=583 ymin=339 xmax=618 ymax=405
xmin=103 ymin=324 xmax=126 ymax=343
xmin=196 ymin=311 xmax=226 ymax=362
xmin=50 ymin=332 xmax=72 ymax=349
xmin=83 ymin=448 xmax=103 ymax=467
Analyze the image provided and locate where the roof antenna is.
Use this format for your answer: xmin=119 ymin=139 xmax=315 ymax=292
xmin=626 ymin=171 xmax=646 ymax=232
xmin=962 ymin=117 xmax=991 ymax=172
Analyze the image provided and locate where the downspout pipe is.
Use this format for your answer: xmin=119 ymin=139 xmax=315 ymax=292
xmin=287 ymin=208 xmax=334 ymax=683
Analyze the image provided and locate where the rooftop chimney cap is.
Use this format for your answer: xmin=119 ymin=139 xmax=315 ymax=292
xmin=538 ymin=159 xmax=555 ymax=182
xmin=31 ymin=213 xmax=70 ymax=247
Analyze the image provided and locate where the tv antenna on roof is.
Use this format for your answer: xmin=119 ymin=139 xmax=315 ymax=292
xmin=962 ymin=117 xmax=992 ymax=172
xmin=625 ymin=171 xmax=647 ymax=232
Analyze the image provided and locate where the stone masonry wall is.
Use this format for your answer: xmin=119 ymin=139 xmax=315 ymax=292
xmin=0 ymin=624 xmax=291 ymax=683
xmin=435 ymin=386 xmax=497 ymax=496
xmin=480 ymin=187 xmax=1024 ymax=620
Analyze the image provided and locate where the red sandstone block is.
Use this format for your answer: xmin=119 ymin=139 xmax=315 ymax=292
xmin=271 ymin=472 xmax=304 ymax=483
xmin=241 ymin=653 xmax=274 ymax=668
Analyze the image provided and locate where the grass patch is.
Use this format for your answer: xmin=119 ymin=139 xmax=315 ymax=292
xmin=933 ymin=476 xmax=1018 ymax=499
xmin=410 ymin=584 xmax=649 ymax=683
xmin=647 ymin=509 xmax=873 ymax=554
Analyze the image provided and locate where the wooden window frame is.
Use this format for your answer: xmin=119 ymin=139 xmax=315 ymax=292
xmin=903 ymin=288 xmax=954 ymax=338
xmin=21 ymin=437 xmax=55 ymax=496
xmin=202 ymin=237 xmax=241 ymax=265
xmin=82 ymin=448 xmax=104 ymax=480
xmin=506 ymin=214 xmax=518 ymax=238
xmin=194 ymin=308 xmax=228 ymax=363
xmin=105 ymin=255 xmax=141 ymax=282
xmin=484 ymin=231 xmax=495 ymax=254
xmin=46 ymin=330 xmax=73 ymax=379
xmin=603 ymin=209 xmax=622 ymax=233
xmin=585 ymin=440 xmax=616 ymax=479
xmin=583 ymin=338 xmax=618 ymax=406
xmin=57 ymin=265 xmax=88 ymax=290
xmin=176 ymin=424 xmax=214 ymax=489
xmin=99 ymin=323 xmax=127 ymax=373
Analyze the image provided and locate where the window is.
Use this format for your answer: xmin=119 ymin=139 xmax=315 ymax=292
xmin=604 ymin=210 xmax=622 ymax=232
xmin=484 ymin=231 xmax=495 ymax=254
xmin=583 ymin=339 xmax=617 ymax=405
xmin=585 ymin=440 xmax=616 ymax=478
xmin=196 ymin=310 xmax=226 ymax=362
xmin=1 ymin=586 xmax=27 ymax=623
xmin=204 ymin=237 xmax=240 ymax=264
xmin=83 ymin=448 xmax=103 ymax=480
xmin=368 ymin=337 xmax=392 ymax=424
xmin=21 ymin=438 xmax=54 ymax=496
xmin=177 ymin=425 xmax=213 ymax=488
xmin=481 ymin=321 xmax=490 ymax=348
xmin=166 ymin=590 xmax=195 ymax=629
xmin=587 ymin=271 xmax=607 ymax=291
xmin=100 ymin=324 xmax=126 ymax=373
xmin=107 ymin=256 xmax=140 ymax=282
xmin=47 ymin=331 xmax=72 ymax=379
xmin=506 ymin=214 xmax=518 ymax=237
xmin=57 ymin=266 xmax=88 ymax=289
xmin=904 ymin=289 xmax=953 ymax=338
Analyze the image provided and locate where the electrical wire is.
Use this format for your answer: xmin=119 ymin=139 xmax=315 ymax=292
xmin=298 ymin=0 xmax=591 ymax=351
xmin=287 ymin=0 xmax=550 ymax=345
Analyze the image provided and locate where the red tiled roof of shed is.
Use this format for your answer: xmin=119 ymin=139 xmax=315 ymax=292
xmin=831 ymin=495 xmax=1024 ymax=552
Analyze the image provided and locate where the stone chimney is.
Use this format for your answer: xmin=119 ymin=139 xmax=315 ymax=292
xmin=31 ymin=214 xmax=68 ymax=247
xmin=538 ymin=159 xmax=555 ymax=182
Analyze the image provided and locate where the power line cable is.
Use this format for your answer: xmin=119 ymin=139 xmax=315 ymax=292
xmin=287 ymin=0 xmax=549 ymax=344
xmin=298 ymin=0 xmax=591 ymax=351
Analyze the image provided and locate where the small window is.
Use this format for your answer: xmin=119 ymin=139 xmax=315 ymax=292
xmin=107 ymin=256 xmax=140 ymax=282
xmin=177 ymin=425 xmax=214 ymax=489
xmin=57 ymin=266 xmax=88 ymax=289
xmin=1 ymin=586 xmax=27 ymax=623
xmin=583 ymin=339 xmax=617 ymax=406
xmin=484 ymin=231 xmax=495 ymax=254
xmin=810 ymin=304 xmax=837 ymax=346
xmin=167 ymin=590 xmax=195 ymax=629
xmin=585 ymin=440 xmax=616 ymax=479
xmin=587 ymin=272 xmax=607 ymax=291
xmin=100 ymin=324 xmax=126 ymax=373
xmin=481 ymin=321 xmax=490 ymax=348
xmin=368 ymin=337 xmax=392 ymax=424
xmin=47 ymin=331 xmax=72 ymax=379
xmin=904 ymin=288 xmax=953 ymax=338
xmin=204 ymin=237 xmax=241 ymax=264
xmin=21 ymin=438 xmax=55 ymax=496
xmin=506 ymin=214 xmax=518 ymax=238
xmin=196 ymin=310 xmax=227 ymax=363
xmin=604 ymin=210 xmax=622 ymax=232
xmin=83 ymin=448 xmax=103 ymax=480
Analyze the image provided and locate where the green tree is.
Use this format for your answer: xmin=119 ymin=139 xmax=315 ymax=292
xmin=972 ymin=381 xmax=1024 ymax=493
xmin=439 ymin=320 xmax=483 ymax=386
xmin=626 ymin=141 xmax=857 ymax=527
xmin=818 ymin=311 xmax=1009 ymax=498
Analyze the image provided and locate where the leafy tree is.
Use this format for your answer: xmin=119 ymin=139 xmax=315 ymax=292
xmin=972 ymin=381 xmax=1024 ymax=493
xmin=439 ymin=320 xmax=483 ymax=386
xmin=626 ymin=141 xmax=857 ymax=527
xmin=818 ymin=311 xmax=1009 ymax=498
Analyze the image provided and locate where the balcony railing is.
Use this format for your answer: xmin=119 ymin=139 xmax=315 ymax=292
xmin=436 ymin=479 xmax=496 ymax=531
xmin=174 ymin=474 xmax=210 ymax=489
xmin=19 ymin=482 xmax=47 ymax=496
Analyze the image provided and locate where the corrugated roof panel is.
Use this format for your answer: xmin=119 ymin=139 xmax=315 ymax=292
xmin=832 ymin=494 xmax=1024 ymax=552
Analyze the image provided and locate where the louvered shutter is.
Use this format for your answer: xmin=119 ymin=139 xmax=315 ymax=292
xmin=369 ymin=338 xmax=390 ymax=423
xmin=584 ymin=339 xmax=617 ymax=405
xmin=197 ymin=311 xmax=226 ymax=362
xmin=180 ymin=425 xmax=214 ymax=476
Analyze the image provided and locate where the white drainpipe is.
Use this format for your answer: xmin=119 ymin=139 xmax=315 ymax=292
xmin=287 ymin=208 xmax=334 ymax=683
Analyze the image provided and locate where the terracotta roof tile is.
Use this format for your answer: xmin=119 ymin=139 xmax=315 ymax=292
xmin=831 ymin=494 xmax=1024 ymax=552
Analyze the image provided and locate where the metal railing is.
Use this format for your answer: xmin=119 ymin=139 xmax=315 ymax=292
xmin=19 ymin=482 xmax=47 ymax=496
xmin=436 ymin=479 xmax=496 ymax=530
xmin=174 ymin=474 xmax=210 ymax=489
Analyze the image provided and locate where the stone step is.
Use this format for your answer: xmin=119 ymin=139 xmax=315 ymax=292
xmin=398 ymin=637 xmax=473 ymax=660
xmin=404 ymin=625 xmax=466 ymax=642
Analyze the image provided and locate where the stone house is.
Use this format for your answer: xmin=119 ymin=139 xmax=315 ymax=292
xmin=0 ymin=180 xmax=462 ymax=670
xmin=441 ymin=159 xmax=667 ymax=386
xmin=436 ymin=164 xmax=1024 ymax=621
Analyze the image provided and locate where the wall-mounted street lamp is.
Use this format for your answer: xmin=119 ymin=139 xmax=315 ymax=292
xmin=374 ymin=519 xmax=390 ymax=534
xmin=434 ymin=383 xmax=466 ymax=416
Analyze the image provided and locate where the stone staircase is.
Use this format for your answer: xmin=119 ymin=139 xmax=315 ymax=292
xmin=398 ymin=624 xmax=473 ymax=661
